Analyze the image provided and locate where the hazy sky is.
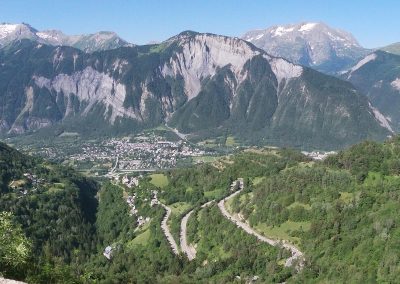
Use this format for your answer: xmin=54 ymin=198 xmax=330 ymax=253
xmin=1 ymin=0 xmax=399 ymax=48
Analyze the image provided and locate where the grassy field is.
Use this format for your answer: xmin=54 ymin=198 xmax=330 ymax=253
xmin=48 ymin=182 xmax=65 ymax=194
xmin=58 ymin=132 xmax=80 ymax=137
xmin=244 ymin=147 xmax=279 ymax=156
xmin=149 ymin=173 xmax=169 ymax=188
xmin=169 ymin=202 xmax=191 ymax=215
xmin=9 ymin=179 xmax=26 ymax=188
xmin=192 ymin=156 xmax=219 ymax=163
xmin=204 ymin=188 xmax=225 ymax=199
xmin=255 ymin=221 xmax=311 ymax=244
xmin=225 ymin=195 xmax=235 ymax=211
xmin=252 ymin=176 xmax=265 ymax=185
xmin=128 ymin=229 xmax=151 ymax=247
xmin=287 ymin=201 xmax=311 ymax=210
xmin=226 ymin=192 xmax=253 ymax=212
xmin=197 ymin=139 xmax=219 ymax=148
xmin=225 ymin=136 xmax=237 ymax=147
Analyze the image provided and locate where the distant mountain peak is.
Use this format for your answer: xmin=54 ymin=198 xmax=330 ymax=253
xmin=242 ymin=21 xmax=368 ymax=74
xmin=0 ymin=23 xmax=133 ymax=52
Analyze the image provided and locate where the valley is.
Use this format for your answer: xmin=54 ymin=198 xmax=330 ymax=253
xmin=1 ymin=3 xmax=400 ymax=283
xmin=5 ymin=127 xmax=218 ymax=177
xmin=3 ymin=128 xmax=400 ymax=282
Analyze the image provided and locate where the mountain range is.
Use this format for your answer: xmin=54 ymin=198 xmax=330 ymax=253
xmin=0 ymin=23 xmax=132 ymax=52
xmin=242 ymin=22 xmax=370 ymax=74
xmin=0 ymin=22 xmax=399 ymax=149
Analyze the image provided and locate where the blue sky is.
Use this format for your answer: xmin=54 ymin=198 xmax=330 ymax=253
xmin=1 ymin=0 xmax=399 ymax=48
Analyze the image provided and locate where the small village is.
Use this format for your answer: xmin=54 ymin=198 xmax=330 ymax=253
xmin=301 ymin=150 xmax=337 ymax=160
xmin=21 ymin=132 xmax=211 ymax=175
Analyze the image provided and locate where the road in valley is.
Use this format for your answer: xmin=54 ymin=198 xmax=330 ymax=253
xmin=180 ymin=200 xmax=215 ymax=261
xmin=218 ymin=180 xmax=305 ymax=270
xmin=160 ymin=203 xmax=180 ymax=255
xmin=180 ymin=210 xmax=197 ymax=260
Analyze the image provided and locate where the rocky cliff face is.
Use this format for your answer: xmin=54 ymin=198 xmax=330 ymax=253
xmin=0 ymin=32 xmax=391 ymax=148
xmin=242 ymin=22 xmax=369 ymax=74
xmin=344 ymin=51 xmax=400 ymax=131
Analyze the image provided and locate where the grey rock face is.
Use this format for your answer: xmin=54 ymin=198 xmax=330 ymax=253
xmin=242 ymin=22 xmax=369 ymax=74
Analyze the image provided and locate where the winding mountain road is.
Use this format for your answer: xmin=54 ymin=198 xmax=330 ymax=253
xmin=180 ymin=210 xmax=197 ymax=260
xmin=180 ymin=200 xmax=215 ymax=261
xmin=218 ymin=180 xmax=305 ymax=270
xmin=160 ymin=203 xmax=180 ymax=255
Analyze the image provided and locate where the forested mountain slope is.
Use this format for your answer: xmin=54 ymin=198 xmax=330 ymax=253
xmin=344 ymin=51 xmax=400 ymax=131
xmin=0 ymin=142 xmax=99 ymax=282
xmin=3 ymin=136 xmax=400 ymax=282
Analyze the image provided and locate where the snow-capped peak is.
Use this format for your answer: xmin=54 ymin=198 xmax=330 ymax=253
xmin=241 ymin=21 xmax=368 ymax=73
xmin=0 ymin=24 xmax=19 ymax=39
xmin=0 ymin=23 xmax=132 ymax=52
xmin=271 ymin=26 xmax=295 ymax=37
xmin=36 ymin=30 xmax=66 ymax=44
xmin=298 ymin=22 xmax=318 ymax=32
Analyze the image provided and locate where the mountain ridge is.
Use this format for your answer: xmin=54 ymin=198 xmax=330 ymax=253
xmin=242 ymin=22 xmax=370 ymax=74
xmin=0 ymin=23 xmax=133 ymax=52
xmin=0 ymin=31 xmax=392 ymax=149
xmin=344 ymin=50 xmax=400 ymax=131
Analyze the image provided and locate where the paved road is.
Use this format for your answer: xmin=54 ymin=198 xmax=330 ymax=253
xmin=180 ymin=200 xmax=215 ymax=261
xmin=160 ymin=203 xmax=180 ymax=255
xmin=180 ymin=210 xmax=197 ymax=260
xmin=218 ymin=185 xmax=305 ymax=270
xmin=0 ymin=278 xmax=27 ymax=284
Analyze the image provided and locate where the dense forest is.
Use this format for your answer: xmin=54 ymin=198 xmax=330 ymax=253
xmin=2 ymin=137 xmax=400 ymax=282
xmin=0 ymin=142 xmax=99 ymax=282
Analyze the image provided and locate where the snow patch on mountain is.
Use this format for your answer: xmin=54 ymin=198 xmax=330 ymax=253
xmin=299 ymin=23 xmax=318 ymax=32
xmin=390 ymin=78 xmax=400 ymax=91
xmin=272 ymin=26 xmax=295 ymax=37
xmin=369 ymin=102 xmax=393 ymax=132
xmin=33 ymin=67 xmax=137 ymax=123
xmin=37 ymin=31 xmax=59 ymax=41
xmin=0 ymin=24 xmax=18 ymax=39
xmin=255 ymin=33 xmax=265 ymax=40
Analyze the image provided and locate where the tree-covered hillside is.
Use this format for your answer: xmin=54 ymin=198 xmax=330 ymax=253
xmin=231 ymin=137 xmax=400 ymax=282
xmin=3 ymin=137 xmax=400 ymax=283
xmin=0 ymin=142 xmax=99 ymax=282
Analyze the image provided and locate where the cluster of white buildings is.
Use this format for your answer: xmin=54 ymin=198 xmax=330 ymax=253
xmin=68 ymin=134 xmax=208 ymax=172
xmin=126 ymin=194 xmax=138 ymax=216
xmin=121 ymin=175 xmax=139 ymax=188
xmin=126 ymin=193 xmax=150 ymax=227
xmin=125 ymin=189 xmax=152 ymax=228
xmin=136 ymin=216 xmax=150 ymax=227
xmin=301 ymin=151 xmax=337 ymax=160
